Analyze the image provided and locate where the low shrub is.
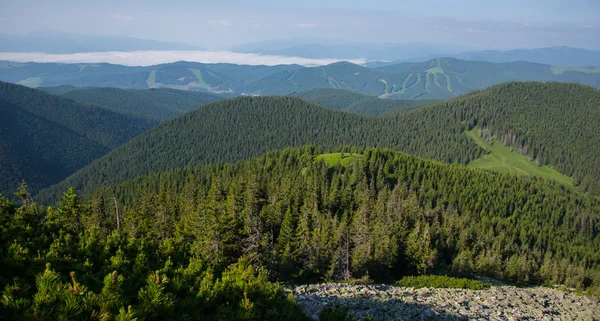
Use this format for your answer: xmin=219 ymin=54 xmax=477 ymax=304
xmin=395 ymin=275 xmax=491 ymax=290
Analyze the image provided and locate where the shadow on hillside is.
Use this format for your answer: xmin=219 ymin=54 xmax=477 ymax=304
xmin=297 ymin=292 xmax=469 ymax=321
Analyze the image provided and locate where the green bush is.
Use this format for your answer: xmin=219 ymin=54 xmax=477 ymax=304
xmin=395 ymin=275 xmax=491 ymax=290
xmin=318 ymin=304 xmax=355 ymax=321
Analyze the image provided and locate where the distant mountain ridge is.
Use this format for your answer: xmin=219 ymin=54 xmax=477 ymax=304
xmin=1 ymin=58 xmax=600 ymax=99
xmin=58 ymin=87 xmax=224 ymax=122
xmin=232 ymin=40 xmax=466 ymax=61
xmin=290 ymin=88 xmax=437 ymax=115
xmin=246 ymin=58 xmax=600 ymax=99
xmin=234 ymin=41 xmax=599 ymax=67
xmin=371 ymin=46 xmax=600 ymax=68
xmin=0 ymin=32 xmax=203 ymax=53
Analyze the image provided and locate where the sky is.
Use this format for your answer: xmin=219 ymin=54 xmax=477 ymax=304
xmin=1 ymin=0 xmax=599 ymax=50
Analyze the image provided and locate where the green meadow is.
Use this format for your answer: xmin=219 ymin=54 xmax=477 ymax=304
xmin=465 ymin=127 xmax=573 ymax=187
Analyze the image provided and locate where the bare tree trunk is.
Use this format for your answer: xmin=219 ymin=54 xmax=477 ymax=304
xmin=98 ymin=170 xmax=120 ymax=231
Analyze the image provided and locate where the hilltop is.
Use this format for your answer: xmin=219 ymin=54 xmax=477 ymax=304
xmin=290 ymin=88 xmax=437 ymax=115
xmin=38 ymin=82 xmax=600 ymax=202
xmin=59 ymin=87 xmax=224 ymax=121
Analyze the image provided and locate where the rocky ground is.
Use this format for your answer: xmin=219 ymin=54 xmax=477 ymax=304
xmin=290 ymin=283 xmax=600 ymax=321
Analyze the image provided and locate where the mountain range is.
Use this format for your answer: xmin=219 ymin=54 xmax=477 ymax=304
xmin=0 ymin=31 xmax=203 ymax=53
xmin=37 ymin=82 xmax=600 ymax=203
xmin=231 ymin=40 xmax=468 ymax=61
xmin=2 ymin=58 xmax=600 ymax=100
xmin=235 ymin=40 xmax=600 ymax=67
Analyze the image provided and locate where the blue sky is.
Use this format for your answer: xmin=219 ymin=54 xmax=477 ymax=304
xmin=1 ymin=0 xmax=599 ymax=49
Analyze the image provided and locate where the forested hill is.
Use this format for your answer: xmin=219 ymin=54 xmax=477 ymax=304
xmin=36 ymin=95 xmax=482 ymax=202
xmin=38 ymin=82 xmax=600 ymax=202
xmin=290 ymin=88 xmax=437 ymax=115
xmin=0 ymin=99 xmax=109 ymax=195
xmin=114 ymin=146 xmax=600 ymax=289
xmin=60 ymin=87 xmax=224 ymax=122
xmin=0 ymin=82 xmax=158 ymax=196
xmin=0 ymin=82 xmax=158 ymax=148
xmin=430 ymin=81 xmax=600 ymax=193
xmin=4 ymin=147 xmax=599 ymax=319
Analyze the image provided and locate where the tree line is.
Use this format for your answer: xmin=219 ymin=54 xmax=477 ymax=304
xmin=3 ymin=146 xmax=599 ymax=320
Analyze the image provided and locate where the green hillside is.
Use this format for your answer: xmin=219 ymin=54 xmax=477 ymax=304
xmin=61 ymin=87 xmax=224 ymax=121
xmin=465 ymin=127 xmax=573 ymax=187
xmin=0 ymin=82 xmax=159 ymax=196
xmin=0 ymin=99 xmax=109 ymax=195
xmin=38 ymin=84 xmax=83 ymax=95
xmin=290 ymin=88 xmax=437 ymax=115
xmin=0 ymin=82 xmax=157 ymax=149
xmin=37 ymin=95 xmax=483 ymax=202
xmin=313 ymin=152 xmax=364 ymax=167
xmin=5 ymin=146 xmax=600 ymax=319
xmin=38 ymin=82 xmax=600 ymax=202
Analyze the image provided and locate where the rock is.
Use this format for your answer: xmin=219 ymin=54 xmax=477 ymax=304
xmin=288 ymin=283 xmax=600 ymax=321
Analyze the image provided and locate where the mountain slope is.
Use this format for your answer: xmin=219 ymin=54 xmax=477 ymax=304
xmin=0 ymin=82 xmax=157 ymax=148
xmin=290 ymin=88 xmax=437 ymax=115
xmin=451 ymin=46 xmax=600 ymax=67
xmin=376 ymin=58 xmax=600 ymax=99
xmin=107 ymin=146 xmax=600 ymax=293
xmin=0 ymin=99 xmax=109 ymax=195
xmin=245 ymin=61 xmax=392 ymax=96
xmin=61 ymin=87 xmax=224 ymax=121
xmin=0 ymin=82 xmax=160 ymax=196
xmin=36 ymin=95 xmax=482 ymax=201
xmin=4 ymin=147 xmax=600 ymax=320
xmin=38 ymin=82 xmax=600 ymax=202
xmin=0 ymin=61 xmax=303 ymax=93
xmin=247 ymin=58 xmax=600 ymax=99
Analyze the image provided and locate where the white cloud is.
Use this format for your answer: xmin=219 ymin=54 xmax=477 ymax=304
xmin=294 ymin=22 xmax=318 ymax=29
xmin=112 ymin=14 xmax=137 ymax=21
xmin=207 ymin=19 xmax=232 ymax=27
xmin=0 ymin=50 xmax=366 ymax=67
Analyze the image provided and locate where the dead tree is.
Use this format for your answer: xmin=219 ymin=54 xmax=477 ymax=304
xmin=97 ymin=170 xmax=121 ymax=231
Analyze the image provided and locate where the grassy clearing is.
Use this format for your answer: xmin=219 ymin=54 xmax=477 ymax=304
xmin=426 ymin=66 xmax=444 ymax=74
xmin=314 ymin=153 xmax=364 ymax=168
xmin=396 ymin=275 xmax=491 ymax=290
xmin=551 ymin=66 xmax=600 ymax=75
xmin=466 ymin=127 xmax=573 ymax=187
xmin=17 ymin=77 xmax=42 ymax=87
xmin=145 ymin=70 xmax=156 ymax=87
xmin=188 ymin=68 xmax=210 ymax=89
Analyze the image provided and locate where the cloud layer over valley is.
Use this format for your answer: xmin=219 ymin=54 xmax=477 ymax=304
xmin=0 ymin=50 xmax=366 ymax=66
